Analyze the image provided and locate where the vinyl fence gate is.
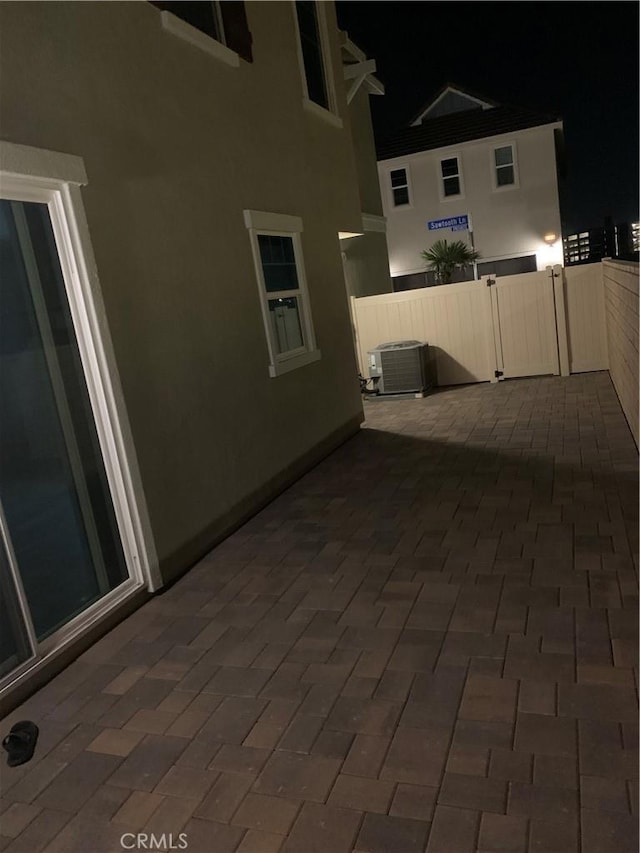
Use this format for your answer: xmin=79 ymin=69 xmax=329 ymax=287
xmin=352 ymin=263 xmax=609 ymax=388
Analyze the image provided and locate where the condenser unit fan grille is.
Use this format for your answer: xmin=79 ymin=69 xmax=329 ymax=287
xmin=380 ymin=348 xmax=426 ymax=393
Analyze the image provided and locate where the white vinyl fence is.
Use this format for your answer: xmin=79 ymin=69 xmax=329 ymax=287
xmin=352 ymin=262 xmax=624 ymax=387
xmin=352 ymin=258 xmax=639 ymax=443
xmin=602 ymin=260 xmax=639 ymax=446
xmin=352 ymin=278 xmax=492 ymax=386
xmin=564 ymin=263 xmax=608 ymax=373
xmin=353 ymin=267 xmax=568 ymax=386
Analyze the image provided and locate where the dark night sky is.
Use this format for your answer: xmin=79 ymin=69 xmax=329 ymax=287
xmin=335 ymin=1 xmax=639 ymax=234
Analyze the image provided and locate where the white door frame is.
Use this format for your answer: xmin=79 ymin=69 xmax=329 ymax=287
xmin=0 ymin=140 xmax=159 ymax=694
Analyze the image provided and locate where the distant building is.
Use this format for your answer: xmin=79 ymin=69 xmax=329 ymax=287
xmin=564 ymin=219 xmax=639 ymax=265
xmin=376 ymin=84 xmax=565 ymax=289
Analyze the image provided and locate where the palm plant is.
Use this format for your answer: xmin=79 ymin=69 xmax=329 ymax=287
xmin=421 ymin=239 xmax=480 ymax=284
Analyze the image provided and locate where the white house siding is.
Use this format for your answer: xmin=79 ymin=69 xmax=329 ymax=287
xmin=0 ymin=1 xmax=384 ymax=585
xmin=378 ymin=123 xmax=564 ymax=280
xmin=602 ymin=260 xmax=639 ymax=446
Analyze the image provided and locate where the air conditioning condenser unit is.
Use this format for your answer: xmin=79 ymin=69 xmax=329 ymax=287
xmin=367 ymin=340 xmax=434 ymax=395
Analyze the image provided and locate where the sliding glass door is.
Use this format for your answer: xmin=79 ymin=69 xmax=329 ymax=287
xmin=0 ymin=198 xmax=130 ymax=685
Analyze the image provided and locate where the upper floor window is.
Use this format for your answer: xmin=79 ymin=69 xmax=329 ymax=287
xmin=295 ymin=2 xmax=329 ymax=110
xmin=440 ymin=156 xmax=462 ymax=197
xmin=150 ymin=2 xmax=253 ymax=63
xmin=493 ymin=144 xmax=517 ymax=188
xmin=390 ymin=168 xmax=411 ymax=207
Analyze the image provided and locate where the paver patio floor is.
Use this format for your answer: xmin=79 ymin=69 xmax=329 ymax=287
xmin=1 ymin=372 xmax=638 ymax=853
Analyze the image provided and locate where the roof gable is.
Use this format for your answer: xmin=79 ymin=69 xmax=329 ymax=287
xmin=410 ymin=84 xmax=496 ymax=125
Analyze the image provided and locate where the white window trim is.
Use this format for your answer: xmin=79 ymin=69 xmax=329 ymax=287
xmin=302 ymin=96 xmax=343 ymax=129
xmin=491 ymin=141 xmax=520 ymax=192
xmin=293 ymin=1 xmax=342 ymax=129
xmin=244 ymin=209 xmax=321 ymax=378
xmin=388 ymin=165 xmax=412 ymax=209
xmin=159 ymin=8 xmax=240 ymax=67
xmin=438 ymin=153 xmax=465 ymax=202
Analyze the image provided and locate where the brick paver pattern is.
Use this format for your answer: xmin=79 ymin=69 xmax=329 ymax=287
xmin=0 ymin=373 xmax=637 ymax=853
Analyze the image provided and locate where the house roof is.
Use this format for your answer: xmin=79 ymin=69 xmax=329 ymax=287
xmin=377 ymin=104 xmax=562 ymax=161
xmin=409 ymin=83 xmax=497 ymax=125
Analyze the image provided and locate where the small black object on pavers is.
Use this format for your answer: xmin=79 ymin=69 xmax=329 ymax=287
xmin=2 ymin=720 xmax=39 ymax=767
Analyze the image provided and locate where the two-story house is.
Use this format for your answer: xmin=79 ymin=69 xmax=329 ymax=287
xmin=377 ymin=84 xmax=565 ymax=289
xmin=0 ymin=0 xmax=389 ymax=707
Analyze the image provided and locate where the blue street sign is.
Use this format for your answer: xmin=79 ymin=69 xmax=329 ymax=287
xmin=427 ymin=215 xmax=469 ymax=232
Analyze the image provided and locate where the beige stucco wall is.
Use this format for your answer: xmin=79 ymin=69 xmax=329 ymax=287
xmin=0 ymin=0 xmax=370 ymax=582
xmin=378 ymin=123 xmax=564 ymax=277
xmin=602 ymin=260 xmax=639 ymax=447
xmin=341 ymin=232 xmax=392 ymax=299
xmin=349 ymin=86 xmax=385 ymax=217
xmin=341 ymin=85 xmax=392 ymax=300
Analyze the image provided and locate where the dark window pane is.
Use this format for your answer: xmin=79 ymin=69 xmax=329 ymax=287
xmin=0 ymin=201 xmax=128 ymax=641
xmin=496 ymin=165 xmax=515 ymax=186
xmin=494 ymin=146 xmax=513 ymax=167
xmin=219 ymin=2 xmax=253 ymax=61
xmin=441 ymin=158 xmax=458 ymax=178
xmin=296 ymin=2 xmax=328 ymax=109
xmin=393 ymin=187 xmax=410 ymax=206
xmin=390 ymin=169 xmax=407 ymax=188
xmin=477 ymin=255 xmax=536 ymax=276
xmin=258 ymin=235 xmax=299 ymax=292
xmin=443 ymin=177 xmax=460 ymax=196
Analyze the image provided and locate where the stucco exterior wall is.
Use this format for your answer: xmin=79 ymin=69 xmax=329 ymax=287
xmin=349 ymin=86 xmax=385 ymax=218
xmin=0 ymin=0 xmax=369 ymax=583
xmin=341 ymin=85 xmax=392 ymax=300
xmin=341 ymin=232 xmax=392 ymax=299
xmin=378 ymin=123 xmax=564 ymax=278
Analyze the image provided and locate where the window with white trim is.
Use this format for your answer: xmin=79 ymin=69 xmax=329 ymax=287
xmin=493 ymin=144 xmax=517 ymax=188
xmin=244 ymin=210 xmax=320 ymax=377
xmin=440 ymin=156 xmax=462 ymax=198
xmin=150 ymin=1 xmax=253 ymax=64
xmin=293 ymin=0 xmax=341 ymax=126
xmin=389 ymin=167 xmax=411 ymax=207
